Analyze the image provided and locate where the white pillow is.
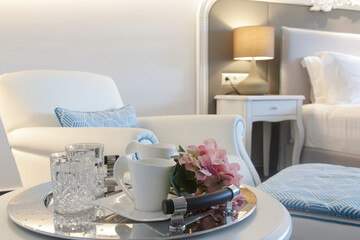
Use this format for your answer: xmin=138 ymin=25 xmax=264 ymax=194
xmin=302 ymin=56 xmax=328 ymax=103
xmin=315 ymin=51 xmax=360 ymax=104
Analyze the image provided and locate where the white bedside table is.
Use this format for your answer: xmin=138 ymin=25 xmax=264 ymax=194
xmin=215 ymin=95 xmax=305 ymax=176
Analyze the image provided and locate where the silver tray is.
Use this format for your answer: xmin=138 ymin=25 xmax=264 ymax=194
xmin=7 ymin=182 xmax=256 ymax=239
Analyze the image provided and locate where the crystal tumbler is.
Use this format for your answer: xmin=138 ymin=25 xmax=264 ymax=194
xmin=50 ymin=151 xmax=95 ymax=214
xmin=53 ymin=207 xmax=96 ymax=235
xmin=65 ymin=143 xmax=105 ymax=199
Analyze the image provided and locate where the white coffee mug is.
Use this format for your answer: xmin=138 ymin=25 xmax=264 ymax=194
xmin=125 ymin=141 xmax=176 ymax=160
xmin=113 ymin=155 xmax=175 ymax=212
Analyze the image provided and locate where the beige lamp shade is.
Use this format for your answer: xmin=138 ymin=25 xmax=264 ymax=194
xmin=233 ymin=26 xmax=274 ymax=60
xmin=232 ymin=25 xmax=274 ymax=95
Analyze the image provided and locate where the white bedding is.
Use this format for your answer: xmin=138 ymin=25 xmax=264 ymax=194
xmin=302 ymin=104 xmax=360 ymax=155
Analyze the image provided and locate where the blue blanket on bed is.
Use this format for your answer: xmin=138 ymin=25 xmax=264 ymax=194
xmin=257 ymin=164 xmax=360 ymax=219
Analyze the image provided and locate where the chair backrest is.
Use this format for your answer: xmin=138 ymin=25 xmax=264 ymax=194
xmin=0 ymin=70 xmax=124 ymax=133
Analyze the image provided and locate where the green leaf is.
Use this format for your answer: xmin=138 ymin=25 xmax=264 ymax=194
xmin=184 ymin=168 xmax=196 ymax=179
xmin=178 ymin=145 xmax=185 ymax=153
xmin=170 ymin=163 xmax=182 ymax=196
xmin=182 ymin=179 xmax=197 ymax=193
xmin=170 ymin=162 xmax=197 ymax=195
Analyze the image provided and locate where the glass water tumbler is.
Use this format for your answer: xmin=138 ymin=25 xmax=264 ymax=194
xmin=65 ymin=143 xmax=105 ymax=199
xmin=53 ymin=207 xmax=96 ymax=235
xmin=50 ymin=151 xmax=95 ymax=214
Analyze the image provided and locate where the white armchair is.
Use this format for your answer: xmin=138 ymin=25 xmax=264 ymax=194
xmin=0 ymin=70 xmax=260 ymax=187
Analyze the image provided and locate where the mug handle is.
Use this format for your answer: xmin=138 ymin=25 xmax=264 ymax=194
xmin=125 ymin=140 xmax=140 ymax=159
xmin=113 ymin=155 xmax=135 ymax=204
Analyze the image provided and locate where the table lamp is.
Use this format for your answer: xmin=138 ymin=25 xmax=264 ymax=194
xmin=233 ymin=25 xmax=274 ymax=95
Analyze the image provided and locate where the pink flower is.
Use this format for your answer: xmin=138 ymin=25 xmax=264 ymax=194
xmin=178 ymin=139 xmax=242 ymax=194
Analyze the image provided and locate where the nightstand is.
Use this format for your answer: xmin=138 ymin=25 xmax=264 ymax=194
xmin=215 ymin=95 xmax=305 ymax=176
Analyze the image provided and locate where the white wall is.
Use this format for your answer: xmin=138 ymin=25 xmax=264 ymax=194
xmin=0 ymin=0 xmax=202 ymax=189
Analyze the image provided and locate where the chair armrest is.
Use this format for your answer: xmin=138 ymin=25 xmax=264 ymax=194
xmin=138 ymin=114 xmax=261 ymax=186
xmin=7 ymin=127 xmax=158 ymax=156
xmin=138 ymin=115 xmax=243 ymax=155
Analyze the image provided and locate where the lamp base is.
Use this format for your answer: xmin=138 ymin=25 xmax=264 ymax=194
xmin=236 ymin=76 xmax=268 ymax=95
xmin=236 ymin=59 xmax=268 ymax=95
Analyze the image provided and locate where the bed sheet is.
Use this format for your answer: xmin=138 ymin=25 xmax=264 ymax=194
xmin=302 ymin=104 xmax=360 ymax=155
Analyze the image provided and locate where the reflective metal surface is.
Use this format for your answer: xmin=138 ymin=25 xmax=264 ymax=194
xmin=7 ymin=182 xmax=256 ymax=239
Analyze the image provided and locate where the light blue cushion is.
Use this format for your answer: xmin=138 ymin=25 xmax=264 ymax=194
xmin=258 ymin=164 xmax=360 ymax=220
xmin=55 ymin=105 xmax=139 ymax=128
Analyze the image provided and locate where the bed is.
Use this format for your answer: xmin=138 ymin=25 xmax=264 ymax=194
xmin=276 ymin=26 xmax=360 ymax=239
xmin=280 ymin=26 xmax=360 ymax=168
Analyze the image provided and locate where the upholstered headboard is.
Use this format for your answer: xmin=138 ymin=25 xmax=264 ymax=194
xmin=280 ymin=27 xmax=360 ymax=104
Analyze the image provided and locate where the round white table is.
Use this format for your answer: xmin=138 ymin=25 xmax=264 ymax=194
xmin=1 ymin=184 xmax=292 ymax=240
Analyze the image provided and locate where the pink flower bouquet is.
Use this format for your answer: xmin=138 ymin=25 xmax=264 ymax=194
xmin=170 ymin=139 xmax=243 ymax=196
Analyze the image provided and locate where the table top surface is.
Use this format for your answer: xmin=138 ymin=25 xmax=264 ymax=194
xmin=1 ymin=184 xmax=292 ymax=240
xmin=215 ymin=95 xmax=305 ymax=100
